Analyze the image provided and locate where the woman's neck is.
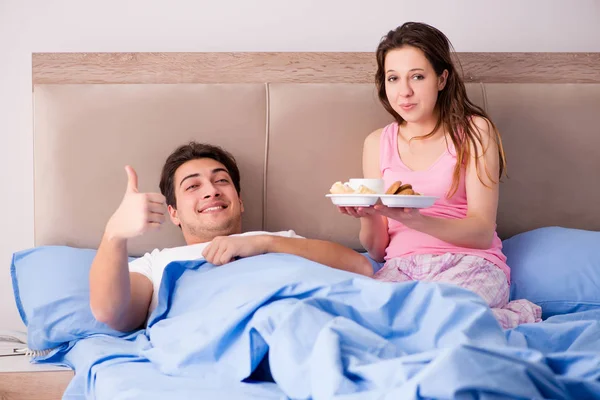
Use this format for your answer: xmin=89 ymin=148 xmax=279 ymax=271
xmin=400 ymin=113 xmax=443 ymax=141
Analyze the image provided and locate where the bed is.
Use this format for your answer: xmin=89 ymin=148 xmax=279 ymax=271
xmin=1 ymin=52 xmax=599 ymax=399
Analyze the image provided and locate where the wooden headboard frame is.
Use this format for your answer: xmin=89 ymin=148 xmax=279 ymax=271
xmin=32 ymin=53 xmax=600 ymax=85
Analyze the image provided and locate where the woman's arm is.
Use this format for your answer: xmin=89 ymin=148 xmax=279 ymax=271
xmin=358 ymin=129 xmax=390 ymax=262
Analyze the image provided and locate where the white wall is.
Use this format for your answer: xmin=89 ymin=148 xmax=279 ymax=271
xmin=1 ymin=0 xmax=599 ymax=330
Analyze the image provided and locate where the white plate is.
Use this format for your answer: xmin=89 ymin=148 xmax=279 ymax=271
xmin=379 ymin=194 xmax=437 ymax=208
xmin=326 ymin=194 xmax=379 ymax=207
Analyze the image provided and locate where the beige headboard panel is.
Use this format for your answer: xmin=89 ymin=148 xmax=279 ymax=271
xmin=34 ymin=84 xmax=267 ymax=255
xmin=32 ymin=53 xmax=600 ymax=255
xmin=486 ymin=83 xmax=600 ymax=238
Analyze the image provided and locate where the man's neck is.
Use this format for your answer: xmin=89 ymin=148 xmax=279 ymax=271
xmin=183 ymin=227 xmax=243 ymax=246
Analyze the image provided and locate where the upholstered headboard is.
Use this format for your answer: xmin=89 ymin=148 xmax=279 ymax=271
xmin=32 ymin=53 xmax=600 ymax=255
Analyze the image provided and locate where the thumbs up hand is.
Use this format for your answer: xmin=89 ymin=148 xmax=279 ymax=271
xmin=105 ymin=166 xmax=168 ymax=241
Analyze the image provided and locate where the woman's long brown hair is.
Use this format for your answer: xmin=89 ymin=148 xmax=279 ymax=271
xmin=375 ymin=22 xmax=507 ymax=197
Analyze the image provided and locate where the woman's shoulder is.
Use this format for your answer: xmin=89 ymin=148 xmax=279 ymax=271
xmin=452 ymin=115 xmax=495 ymax=149
xmin=469 ymin=115 xmax=493 ymax=133
xmin=364 ymin=127 xmax=384 ymax=146
xmin=364 ymin=121 xmax=396 ymax=147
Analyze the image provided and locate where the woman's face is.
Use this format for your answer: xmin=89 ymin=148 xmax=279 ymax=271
xmin=384 ymin=45 xmax=447 ymax=124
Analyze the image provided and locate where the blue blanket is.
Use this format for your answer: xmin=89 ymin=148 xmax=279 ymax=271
xmin=41 ymin=254 xmax=600 ymax=399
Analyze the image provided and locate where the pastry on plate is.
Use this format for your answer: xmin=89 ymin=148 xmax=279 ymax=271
xmin=329 ymin=181 xmax=355 ymax=194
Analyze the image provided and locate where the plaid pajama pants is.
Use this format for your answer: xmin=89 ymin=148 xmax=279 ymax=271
xmin=373 ymin=253 xmax=542 ymax=329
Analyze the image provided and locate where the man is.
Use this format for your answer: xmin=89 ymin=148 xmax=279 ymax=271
xmin=90 ymin=142 xmax=373 ymax=332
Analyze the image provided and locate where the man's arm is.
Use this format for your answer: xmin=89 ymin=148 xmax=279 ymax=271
xmin=267 ymin=236 xmax=374 ymax=276
xmin=89 ymin=235 xmax=152 ymax=332
xmin=89 ymin=165 xmax=167 ymax=332
xmin=202 ymin=235 xmax=374 ymax=276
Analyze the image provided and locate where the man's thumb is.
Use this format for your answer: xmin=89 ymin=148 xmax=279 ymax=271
xmin=125 ymin=165 xmax=138 ymax=193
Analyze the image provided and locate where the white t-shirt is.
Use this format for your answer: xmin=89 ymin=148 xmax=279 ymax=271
xmin=129 ymin=230 xmax=303 ymax=315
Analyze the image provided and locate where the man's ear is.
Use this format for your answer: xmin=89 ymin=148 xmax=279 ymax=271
xmin=168 ymin=204 xmax=181 ymax=227
xmin=438 ymin=69 xmax=449 ymax=91
xmin=239 ymin=198 xmax=244 ymax=214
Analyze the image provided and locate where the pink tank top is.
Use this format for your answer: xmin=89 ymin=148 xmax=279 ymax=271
xmin=379 ymin=122 xmax=510 ymax=282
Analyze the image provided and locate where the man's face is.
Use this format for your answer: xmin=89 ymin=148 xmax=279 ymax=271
xmin=168 ymin=158 xmax=243 ymax=244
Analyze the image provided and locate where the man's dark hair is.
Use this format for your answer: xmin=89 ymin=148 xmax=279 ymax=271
xmin=159 ymin=142 xmax=241 ymax=208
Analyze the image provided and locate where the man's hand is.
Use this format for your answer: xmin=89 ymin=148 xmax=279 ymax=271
xmin=202 ymin=235 xmax=271 ymax=266
xmin=105 ymin=166 xmax=168 ymax=240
